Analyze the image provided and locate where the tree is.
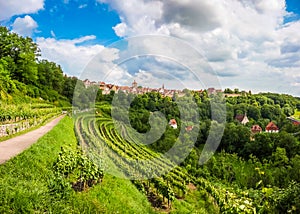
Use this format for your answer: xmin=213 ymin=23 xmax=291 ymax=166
xmin=0 ymin=27 xmax=39 ymax=85
xmin=247 ymin=105 xmax=261 ymax=120
xmin=37 ymin=60 xmax=64 ymax=93
xmin=282 ymin=104 xmax=294 ymax=116
xmin=272 ymin=147 xmax=289 ymax=167
xmin=234 ymin=88 xmax=240 ymax=94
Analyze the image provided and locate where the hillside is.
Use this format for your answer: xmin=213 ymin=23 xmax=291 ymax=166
xmin=0 ymin=117 xmax=158 ymax=213
xmin=1 ymin=26 xmax=300 ymax=213
xmin=0 ymin=26 xmax=82 ymax=107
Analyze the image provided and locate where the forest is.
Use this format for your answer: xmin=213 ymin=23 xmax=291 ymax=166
xmin=0 ymin=26 xmax=81 ymax=106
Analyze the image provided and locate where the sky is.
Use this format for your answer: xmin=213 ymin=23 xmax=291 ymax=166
xmin=0 ymin=0 xmax=300 ymax=96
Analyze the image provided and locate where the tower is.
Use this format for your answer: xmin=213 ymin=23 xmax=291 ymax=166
xmin=132 ymin=80 xmax=137 ymax=88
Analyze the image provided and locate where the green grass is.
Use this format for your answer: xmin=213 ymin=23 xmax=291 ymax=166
xmin=293 ymin=110 xmax=300 ymax=119
xmin=171 ymin=188 xmax=219 ymax=214
xmin=89 ymin=175 xmax=157 ymax=214
xmin=0 ymin=116 xmax=156 ymax=213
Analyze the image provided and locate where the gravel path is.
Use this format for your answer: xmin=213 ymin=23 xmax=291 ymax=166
xmin=0 ymin=115 xmax=65 ymax=164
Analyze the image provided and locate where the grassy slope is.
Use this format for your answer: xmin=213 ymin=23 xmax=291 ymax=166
xmin=0 ymin=116 xmax=156 ymax=213
xmin=171 ymin=189 xmax=219 ymax=214
xmin=293 ymin=110 xmax=300 ymax=119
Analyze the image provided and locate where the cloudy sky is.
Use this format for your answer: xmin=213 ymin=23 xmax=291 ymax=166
xmin=0 ymin=0 xmax=299 ymax=95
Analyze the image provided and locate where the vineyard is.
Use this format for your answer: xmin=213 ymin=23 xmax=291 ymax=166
xmin=74 ymin=103 xmax=260 ymax=213
xmin=0 ymin=102 xmax=61 ymax=138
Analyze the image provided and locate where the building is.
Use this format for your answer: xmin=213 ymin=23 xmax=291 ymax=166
xmin=185 ymin=126 xmax=194 ymax=132
xmin=235 ymin=114 xmax=249 ymax=125
xmin=287 ymin=117 xmax=300 ymax=126
xmin=82 ymin=79 xmax=210 ymax=98
xmin=169 ymin=119 xmax=177 ymax=129
xmin=207 ymin=87 xmax=222 ymax=95
xmin=251 ymin=125 xmax=262 ymax=134
xmin=83 ymin=79 xmax=91 ymax=88
xmin=265 ymin=122 xmax=279 ymax=133
xmin=132 ymin=80 xmax=138 ymax=88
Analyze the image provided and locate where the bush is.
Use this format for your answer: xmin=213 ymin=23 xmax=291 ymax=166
xmin=52 ymin=146 xmax=103 ymax=192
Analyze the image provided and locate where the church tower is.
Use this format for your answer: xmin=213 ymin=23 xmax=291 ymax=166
xmin=132 ymin=80 xmax=137 ymax=88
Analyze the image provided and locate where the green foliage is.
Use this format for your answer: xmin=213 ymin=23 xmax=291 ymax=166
xmin=274 ymin=181 xmax=300 ymax=213
xmin=0 ymin=117 xmax=157 ymax=213
xmin=0 ymin=26 xmax=82 ymax=106
xmin=73 ymin=95 xmax=300 ymax=213
xmin=48 ymin=173 xmax=73 ymax=199
xmin=53 ymin=146 xmax=104 ymax=192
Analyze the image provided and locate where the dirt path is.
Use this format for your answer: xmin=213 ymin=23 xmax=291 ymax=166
xmin=0 ymin=115 xmax=65 ymax=164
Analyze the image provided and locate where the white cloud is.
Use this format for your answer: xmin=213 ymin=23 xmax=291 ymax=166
xmin=36 ymin=35 xmax=130 ymax=84
xmin=50 ymin=30 xmax=56 ymax=38
xmin=0 ymin=0 xmax=44 ymax=21
xmin=12 ymin=15 xmax=38 ymax=37
xmin=99 ymin=0 xmax=299 ymax=95
xmin=79 ymin=4 xmax=87 ymax=9
xmin=113 ymin=22 xmax=128 ymax=37
xmin=36 ymin=36 xmax=105 ymax=77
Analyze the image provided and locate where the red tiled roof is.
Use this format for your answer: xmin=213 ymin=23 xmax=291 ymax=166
xmin=185 ymin=126 xmax=193 ymax=131
xmin=169 ymin=119 xmax=177 ymax=125
xmin=266 ymin=122 xmax=279 ymax=131
xmin=251 ymin=125 xmax=262 ymax=133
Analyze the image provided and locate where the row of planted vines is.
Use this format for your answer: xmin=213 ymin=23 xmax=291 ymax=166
xmin=73 ymin=103 xmax=260 ymax=212
xmin=0 ymin=103 xmax=61 ymax=137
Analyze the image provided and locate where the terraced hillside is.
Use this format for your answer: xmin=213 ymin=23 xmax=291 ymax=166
xmin=0 ymin=102 xmax=62 ymax=139
xmin=74 ymin=103 xmax=257 ymax=213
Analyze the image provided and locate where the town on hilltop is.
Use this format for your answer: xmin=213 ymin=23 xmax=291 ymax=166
xmin=83 ymin=79 xmax=223 ymax=97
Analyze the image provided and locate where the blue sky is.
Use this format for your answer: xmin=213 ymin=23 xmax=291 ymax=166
xmin=285 ymin=0 xmax=300 ymax=22
xmin=32 ymin=0 xmax=120 ymax=43
xmin=0 ymin=0 xmax=300 ymax=96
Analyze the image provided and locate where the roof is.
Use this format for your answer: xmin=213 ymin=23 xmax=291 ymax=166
xmin=266 ymin=122 xmax=279 ymax=131
xmin=287 ymin=117 xmax=300 ymax=125
xmin=119 ymin=86 xmax=130 ymax=90
xmin=169 ymin=119 xmax=177 ymax=125
xmin=235 ymin=114 xmax=246 ymax=122
xmin=251 ymin=125 xmax=262 ymax=133
xmin=185 ymin=126 xmax=194 ymax=131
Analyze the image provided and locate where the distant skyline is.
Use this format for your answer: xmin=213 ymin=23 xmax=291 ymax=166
xmin=0 ymin=0 xmax=299 ymax=96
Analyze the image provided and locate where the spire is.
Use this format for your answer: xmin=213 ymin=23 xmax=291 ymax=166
xmin=132 ymin=80 xmax=137 ymax=88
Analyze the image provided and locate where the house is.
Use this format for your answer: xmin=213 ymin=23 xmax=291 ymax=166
xmin=235 ymin=114 xmax=249 ymax=125
xmin=207 ymin=88 xmax=216 ymax=95
xmin=185 ymin=126 xmax=194 ymax=132
xmin=119 ymin=86 xmax=130 ymax=93
xmin=169 ymin=119 xmax=177 ymax=129
xmin=83 ymin=79 xmax=91 ymax=88
xmin=99 ymin=82 xmax=106 ymax=90
xmin=251 ymin=125 xmax=262 ymax=134
xmin=287 ymin=117 xmax=300 ymax=126
xmin=207 ymin=88 xmax=222 ymax=95
xmin=266 ymin=122 xmax=279 ymax=133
